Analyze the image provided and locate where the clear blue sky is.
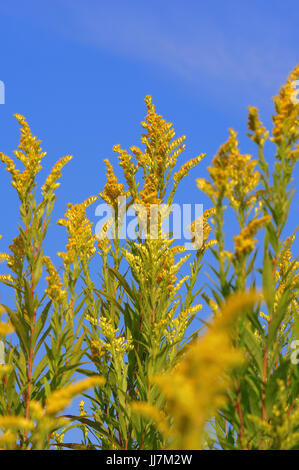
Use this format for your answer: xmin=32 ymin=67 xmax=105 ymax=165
xmin=0 ymin=0 xmax=298 ymax=445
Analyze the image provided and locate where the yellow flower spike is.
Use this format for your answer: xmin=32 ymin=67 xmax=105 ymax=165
xmin=57 ymin=196 xmax=98 ymax=265
xmin=7 ymin=234 xmax=25 ymax=274
xmin=189 ymin=208 xmax=216 ymax=250
xmin=0 ymin=115 xmax=46 ymax=201
xmin=29 ymin=400 xmax=44 ymax=420
xmin=247 ymin=106 xmax=269 ymax=146
xmin=145 ymin=290 xmax=261 ymax=449
xmin=272 ymin=64 xmax=299 ymax=147
xmin=0 ymin=321 xmax=14 ymax=337
xmin=173 ymin=154 xmax=205 ymax=184
xmin=0 ymin=429 xmax=18 ymax=447
xmin=41 ymin=155 xmax=73 ymax=194
xmin=43 ymin=256 xmax=67 ymax=304
xmin=0 ymin=253 xmax=12 ymax=264
xmin=99 ymin=158 xmax=125 ymax=208
xmin=46 ymin=376 xmax=105 ymax=415
xmin=0 ymin=274 xmax=14 ymax=285
xmin=233 ymin=215 xmax=271 ymax=260
xmin=0 ymin=416 xmax=34 ymax=431
xmin=197 ymin=129 xmax=259 ymax=211
xmin=113 ymin=144 xmax=137 ymax=190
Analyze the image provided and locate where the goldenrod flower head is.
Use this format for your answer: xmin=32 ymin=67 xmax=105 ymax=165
xmin=247 ymin=106 xmax=269 ymax=146
xmin=0 ymin=274 xmax=14 ymax=285
xmin=197 ymin=129 xmax=259 ymax=209
xmin=113 ymin=144 xmax=137 ymax=192
xmin=57 ymin=196 xmax=98 ymax=265
xmin=272 ymin=64 xmax=299 ymax=148
xmin=6 ymin=234 xmax=25 ymax=274
xmin=79 ymin=400 xmax=86 ymax=417
xmin=0 ymin=115 xmax=46 ymax=200
xmin=233 ymin=216 xmax=271 ymax=259
xmin=41 ymin=155 xmax=73 ymax=195
xmin=189 ymin=208 xmax=216 ymax=250
xmin=99 ymin=158 xmax=125 ymax=208
xmin=43 ymin=256 xmax=67 ymax=304
xmin=173 ymin=154 xmax=205 ymax=184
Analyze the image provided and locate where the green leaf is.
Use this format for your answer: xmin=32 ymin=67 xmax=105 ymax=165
xmin=2 ymin=303 xmax=29 ymax=357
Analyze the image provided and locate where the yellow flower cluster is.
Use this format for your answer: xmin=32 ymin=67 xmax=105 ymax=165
xmin=173 ymin=154 xmax=205 ymax=184
xmin=272 ymin=64 xmax=299 ymax=150
xmin=140 ymin=95 xmax=183 ymax=174
xmin=123 ymin=239 xmax=190 ymax=293
xmin=112 ymin=95 xmax=201 ymax=209
xmin=0 ymin=305 xmax=14 ymax=338
xmin=274 ymin=234 xmax=299 ymax=317
xmin=188 ymin=208 xmax=216 ymax=251
xmin=97 ymin=316 xmax=133 ymax=355
xmin=0 ymin=253 xmax=11 ymax=264
xmin=0 ymin=274 xmax=14 ymax=285
xmin=197 ymin=129 xmax=259 ymax=209
xmin=134 ymin=291 xmax=260 ymax=449
xmin=0 ymin=415 xmax=34 ymax=431
xmin=0 ymin=114 xmax=46 ymax=200
xmin=164 ymin=308 xmax=198 ymax=345
xmin=6 ymin=234 xmax=25 ymax=275
xmin=233 ymin=216 xmax=271 ymax=259
xmin=43 ymin=256 xmax=67 ymax=304
xmin=57 ymin=196 xmax=97 ymax=265
xmin=99 ymin=159 xmax=125 ymax=208
xmin=41 ymin=155 xmax=73 ymax=195
xmin=247 ymin=106 xmax=269 ymax=146
xmin=113 ymin=144 xmax=138 ymax=193
xmin=0 ymin=236 xmax=13 ymax=272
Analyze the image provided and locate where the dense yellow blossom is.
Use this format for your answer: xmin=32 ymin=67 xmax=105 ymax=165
xmin=189 ymin=208 xmax=216 ymax=250
xmin=43 ymin=256 xmax=67 ymax=304
xmin=57 ymin=196 xmax=98 ymax=265
xmin=41 ymin=155 xmax=73 ymax=195
xmin=0 ymin=114 xmax=45 ymax=200
xmin=233 ymin=216 xmax=271 ymax=259
xmin=247 ymin=106 xmax=269 ymax=146
xmin=0 ymin=416 xmax=34 ymax=431
xmin=272 ymin=64 xmax=299 ymax=149
xmin=197 ymin=129 xmax=259 ymax=209
xmin=173 ymin=154 xmax=205 ymax=183
xmin=99 ymin=158 xmax=125 ymax=208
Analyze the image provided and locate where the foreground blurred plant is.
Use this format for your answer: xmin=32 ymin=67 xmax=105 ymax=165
xmin=0 ymin=118 xmax=102 ymax=449
xmin=193 ymin=64 xmax=299 ymax=450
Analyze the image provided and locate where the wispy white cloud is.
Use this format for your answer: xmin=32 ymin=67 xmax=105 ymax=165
xmin=1 ymin=0 xmax=298 ymax=97
xmin=54 ymin=0 xmax=298 ymax=90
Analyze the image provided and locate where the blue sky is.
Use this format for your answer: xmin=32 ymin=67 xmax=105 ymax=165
xmin=0 ymin=0 xmax=298 ymax=445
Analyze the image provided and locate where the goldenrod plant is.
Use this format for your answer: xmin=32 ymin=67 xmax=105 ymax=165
xmin=0 ymin=120 xmax=105 ymax=449
xmin=0 ymin=66 xmax=298 ymax=450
